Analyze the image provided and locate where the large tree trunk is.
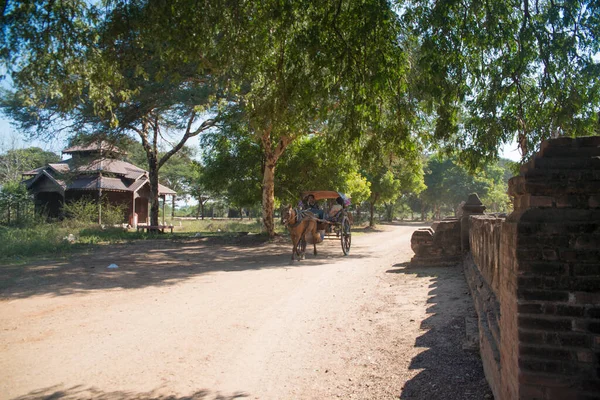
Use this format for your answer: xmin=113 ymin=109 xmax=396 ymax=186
xmin=200 ymin=200 xmax=205 ymax=220
xmin=369 ymin=194 xmax=379 ymax=227
xmin=260 ymin=129 xmax=291 ymax=238
xmin=148 ymin=157 xmax=160 ymax=227
xmin=262 ymin=161 xmax=276 ymax=237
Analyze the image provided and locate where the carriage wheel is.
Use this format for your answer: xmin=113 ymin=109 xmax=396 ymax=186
xmin=340 ymin=217 xmax=351 ymax=255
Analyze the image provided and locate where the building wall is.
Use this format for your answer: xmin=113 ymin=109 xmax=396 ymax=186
xmin=465 ymin=137 xmax=600 ymax=399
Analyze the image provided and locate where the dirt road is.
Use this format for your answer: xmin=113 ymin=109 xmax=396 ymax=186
xmin=0 ymin=224 xmax=491 ymax=399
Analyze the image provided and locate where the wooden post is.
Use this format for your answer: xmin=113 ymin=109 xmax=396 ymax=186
xmin=171 ymin=195 xmax=175 ymax=221
xmin=161 ymin=195 xmax=165 ymax=226
xmin=132 ymin=192 xmax=136 ymax=227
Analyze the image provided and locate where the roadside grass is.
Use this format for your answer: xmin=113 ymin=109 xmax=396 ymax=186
xmin=0 ymin=217 xmax=386 ymax=264
xmin=0 ymin=218 xmax=287 ymax=264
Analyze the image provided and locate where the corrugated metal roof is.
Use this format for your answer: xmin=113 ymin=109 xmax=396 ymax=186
xmin=62 ymin=141 xmax=126 ymax=154
xmin=74 ymin=159 xmax=146 ymax=177
xmin=68 ymin=176 xmax=129 ymax=191
xmin=158 ymin=183 xmax=177 ymax=195
xmin=22 ymin=166 xmax=46 ymax=176
xmin=23 ymin=156 xmax=176 ymax=196
xmin=48 ymin=162 xmax=71 ymax=173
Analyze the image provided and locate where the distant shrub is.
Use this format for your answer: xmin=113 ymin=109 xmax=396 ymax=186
xmin=63 ymin=197 xmax=127 ymax=226
xmin=63 ymin=197 xmax=98 ymax=224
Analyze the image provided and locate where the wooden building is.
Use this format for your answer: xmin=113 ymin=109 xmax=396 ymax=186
xmin=22 ymin=142 xmax=176 ymax=225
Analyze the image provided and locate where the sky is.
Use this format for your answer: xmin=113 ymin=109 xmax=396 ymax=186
xmin=0 ymin=116 xmax=523 ymax=162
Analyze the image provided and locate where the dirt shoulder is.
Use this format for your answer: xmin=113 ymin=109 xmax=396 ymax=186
xmin=0 ymin=224 xmax=491 ymax=399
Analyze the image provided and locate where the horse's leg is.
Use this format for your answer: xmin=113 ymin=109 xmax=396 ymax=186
xmin=311 ymin=221 xmax=319 ymax=255
xmin=299 ymin=223 xmax=309 ymax=260
xmin=291 ymin=233 xmax=298 ymax=261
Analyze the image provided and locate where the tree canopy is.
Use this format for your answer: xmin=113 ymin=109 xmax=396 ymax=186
xmin=0 ymin=146 xmax=60 ymax=184
xmin=1 ymin=0 xmax=598 ymax=231
xmin=404 ymin=0 xmax=600 ymax=167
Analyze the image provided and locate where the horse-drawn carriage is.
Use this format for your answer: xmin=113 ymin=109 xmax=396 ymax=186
xmin=283 ymin=190 xmax=352 ymax=260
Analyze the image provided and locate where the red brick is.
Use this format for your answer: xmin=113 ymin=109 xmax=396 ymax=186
xmin=545 ymin=332 xmax=590 ymax=348
xmin=519 ymin=316 xmax=572 ymax=331
xmin=553 ymin=305 xmax=585 ymax=317
xmin=581 ymin=379 xmax=600 ymax=392
xmin=520 ymin=290 xmax=570 ymax=302
xmin=520 ymin=330 xmax=545 ymax=344
xmin=587 ymin=307 xmax=600 ymax=319
xmin=574 ymin=292 xmax=600 ymax=304
xmin=573 ymin=264 xmax=600 ymax=276
xmin=519 ymin=384 xmax=546 ymax=398
xmin=542 ymin=249 xmax=559 ymax=260
xmin=577 ymin=351 xmax=595 ymax=363
xmin=519 ymin=262 xmax=568 ymax=276
xmin=519 ymin=358 xmax=580 ymax=375
xmin=520 ymin=345 xmax=574 ymax=360
xmin=519 ymin=303 xmax=544 ymax=314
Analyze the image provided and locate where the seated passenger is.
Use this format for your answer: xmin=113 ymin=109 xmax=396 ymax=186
xmin=304 ymin=194 xmax=324 ymax=219
xmin=328 ymin=204 xmax=342 ymax=218
xmin=328 ymin=196 xmax=344 ymax=218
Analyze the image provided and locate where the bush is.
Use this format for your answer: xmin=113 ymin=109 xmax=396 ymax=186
xmin=62 ymin=197 xmax=98 ymax=223
xmin=0 ymin=181 xmax=36 ymax=226
xmin=62 ymin=196 xmax=127 ymax=226
xmin=0 ymin=223 xmax=72 ymax=260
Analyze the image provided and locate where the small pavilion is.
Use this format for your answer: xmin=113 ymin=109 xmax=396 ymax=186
xmin=22 ymin=142 xmax=176 ymax=226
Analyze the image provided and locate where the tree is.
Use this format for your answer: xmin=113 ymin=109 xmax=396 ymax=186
xmin=185 ymin=162 xmax=213 ymax=220
xmin=276 ymin=136 xmax=367 ymax=206
xmin=0 ymin=147 xmax=60 ymax=184
xmin=1 ymin=1 xmax=227 ymax=227
xmin=404 ymin=0 xmax=600 ymax=167
xmin=363 ymin=156 xmax=425 ymax=227
xmin=365 ymin=168 xmax=401 ymax=227
xmin=215 ymin=0 xmax=412 ymax=237
xmin=419 ymin=155 xmax=513 ymax=219
xmin=199 ymin=125 xmax=264 ymax=218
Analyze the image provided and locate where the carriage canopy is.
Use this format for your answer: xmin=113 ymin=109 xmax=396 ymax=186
xmin=301 ymin=190 xmax=351 ymax=205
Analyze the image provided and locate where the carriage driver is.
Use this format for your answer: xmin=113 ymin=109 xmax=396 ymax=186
xmin=304 ymin=194 xmax=324 ymax=219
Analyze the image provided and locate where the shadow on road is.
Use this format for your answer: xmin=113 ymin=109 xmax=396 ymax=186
xmin=10 ymin=385 xmax=248 ymax=400
xmin=0 ymin=236 xmax=372 ymax=300
xmin=387 ymin=262 xmax=493 ymax=400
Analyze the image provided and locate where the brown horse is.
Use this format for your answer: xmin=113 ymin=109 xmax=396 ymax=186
xmin=282 ymin=205 xmax=320 ymax=261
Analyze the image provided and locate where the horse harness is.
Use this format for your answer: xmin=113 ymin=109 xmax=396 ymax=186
xmin=286 ymin=208 xmax=317 ymax=228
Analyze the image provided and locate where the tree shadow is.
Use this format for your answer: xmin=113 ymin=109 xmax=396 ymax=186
xmin=0 ymin=236 xmax=371 ymax=299
xmin=10 ymin=385 xmax=248 ymax=400
xmin=387 ymin=262 xmax=493 ymax=400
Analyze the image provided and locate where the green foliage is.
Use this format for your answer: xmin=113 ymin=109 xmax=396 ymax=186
xmin=200 ymin=126 xmax=263 ymax=210
xmin=404 ymin=0 xmax=600 ymax=166
xmin=0 ymin=223 xmax=72 ymax=260
xmin=419 ymin=155 xmax=513 ymax=218
xmin=0 ymin=147 xmax=60 ymax=184
xmin=62 ymin=197 xmax=127 ymax=226
xmin=344 ymin=171 xmax=371 ymax=206
xmin=0 ymin=181 xmax=36 ymax=225
xmin=276 ymin=136 xmax=367 ymax=205
xmin=62 ymin=197 xmax=98 ymax=224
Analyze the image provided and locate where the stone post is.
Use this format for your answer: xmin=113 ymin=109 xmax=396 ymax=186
xmin=461 ymin=193 xmax=486 ymax=253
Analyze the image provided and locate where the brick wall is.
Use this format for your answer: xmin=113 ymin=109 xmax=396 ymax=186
xmin=465 ymin=137 xmax=600 ymax=399
xmin=465 ymin=215 xmax=504 ymax=399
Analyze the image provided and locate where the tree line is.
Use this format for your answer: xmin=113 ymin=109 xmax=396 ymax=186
xmin=1 ymin=0 xmax=597 ymax=235
xmin=0 ymin=141 xmax=513 ymax=226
